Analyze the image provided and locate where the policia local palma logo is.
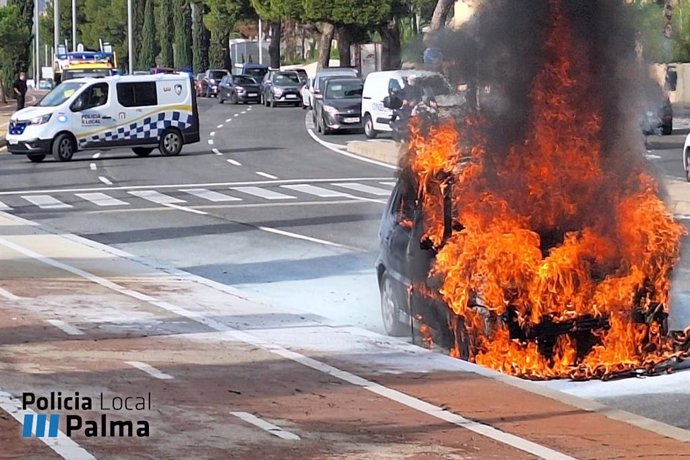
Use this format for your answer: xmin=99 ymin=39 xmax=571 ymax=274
xmin=21 ymin=391 xmax=151 ymax=438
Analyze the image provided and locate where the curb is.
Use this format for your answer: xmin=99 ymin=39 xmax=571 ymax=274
xmin=346 ymin=140 xmax=690 ymax=216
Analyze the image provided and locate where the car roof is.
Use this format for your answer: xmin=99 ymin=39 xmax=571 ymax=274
xmin=67 ymin=73 xmax=191 ymax=83
xmin=316 ymin=67 xmax=357 ymax=74
xmin=325 ymin=77 xmax=362 ymax=84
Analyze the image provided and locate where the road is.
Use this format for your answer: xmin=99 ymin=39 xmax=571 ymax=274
xmin=0 ymin=96 xmax=689 ymax=456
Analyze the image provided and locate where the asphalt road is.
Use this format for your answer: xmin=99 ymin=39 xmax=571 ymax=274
xmin=1 ymin=96 xmax=690 ymax=432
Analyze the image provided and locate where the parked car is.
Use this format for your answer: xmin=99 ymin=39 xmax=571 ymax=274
xmin=300 ymin=77 xmax=314 ymax=110
xmin=38 ymin=80 xmax=53 ymax=90
xmin=361 ymin=70 xmax=454 ymax=139
xmin=218 ymin=74 xmax=261 ymax=104
xmin=194 ymin=73 xmax=205 ymax=97
xmin=313 ymin=77 xmax=364 ymax=134
xmin=681 ymin=129 xmax=690 ymax=182
xmin=262 ymin=71 xmax=302 ymax=107
xmin=201 ymin=69 xmax=230 ymax=97
xmin=234 ymin=63 xmax=269 ymax=83
xmin=307 ymin=67 xmax=359 ymax=110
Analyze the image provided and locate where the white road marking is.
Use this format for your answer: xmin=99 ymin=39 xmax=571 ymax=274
xmin=231 ymin=412 xmax=300 ymax=440
xmin=46 ymin=319 xmax=84 ymax=336
xmin=160 ymin=203 xmax=208 ymax=215
xmin=0 ymin=287 xmax=20 ymax=300
xmin=22 ymin=195 xmax=72 ymax=209
xmin=331 ymin=182 xmax=392 ymax=196
xmin=380 ymin=181 xmax=396 ymax=187
xmin=181 ymin=188 xmax=241 ymax=202
xmin=230 ymin=186 xmax=296 ymax=200
xmin=0 ymin=200 xmax=12 ymax=211
xmin=0 ymin=177 xmax=393 ymax=196
xmin=226 ymin=159 xmax=242 ymax=166
xmin=225 ymin=118 xmax=232 ymax=122
xmin=125 ymin=361 xmax=174 ymax=380
xmin=256 ymin=171 xmax=278 ymax=180
xmin=0 ymin=236 xmax=574 ymax=459
xmin=208 ymin=139 xmax=214 ymax=145
xmin=89 ymin=163 xmax=97 ymax=171
xmin=92 ymin=152 xmax=101 ymax=159
xmin=217 ymin=124 xmax=223 ymax=128
xmin=241 ymin=111 xmax=247 ymax=114
xmin=98 ymin=176 xmax=113 ymax=185
xmin=76 ymin=192 xmax=129 ymax=207
xmin=212 ymin=148 xmax=223 ymax=155
xmin=0 ymin=390 xmax=96 ymax=459
xmin=128 ymin=190 xmax=185 ymax=204
xmin=282 ymin=184 xmax=348 ymax=198
xmin=210 ymin=131 xmax=215 ymax=137
xmin=257 ymin=226 xmax=347 ymax=248
xmin=234 ymin=113 xmax=239 ymax=117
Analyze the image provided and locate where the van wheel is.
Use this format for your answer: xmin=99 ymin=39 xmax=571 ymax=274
xmin=27 ymin=154 xmax=46 ymax=163
xmin=684 ymin=148 xmax=690 ymax=182
xmin=364 ymin=114 xmax=378 ymax=139
xmin=52 ymin=134 xmax=75 ymax=162
xmin=133 ymin=147 xmax=153 ymax=157
xmin=380 ymin=273 xmax=408 ymax=337
xmin=159 ymin=129 xmax=183 ymax=156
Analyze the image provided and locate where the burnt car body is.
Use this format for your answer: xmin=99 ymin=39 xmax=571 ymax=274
xmin=218 ymin=74 xmax=261 ymax=104
xmin=376 ymin=175 xmax=672 ymax=362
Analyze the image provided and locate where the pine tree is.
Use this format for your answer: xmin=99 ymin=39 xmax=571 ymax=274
xmin=7 ymin=0 xmax=34 ymax=76
xmin=133 ymin=0 xmax=146 ymax=62
xmin=173 ymin=0 xmax=193 ymax=70
xmin=137 ymin=0 xmax=158 ymax=70
xmin=191 ymin=1 xmax=210 ymax=72
xmin=156 ymin=0 xmax=174 ymax=67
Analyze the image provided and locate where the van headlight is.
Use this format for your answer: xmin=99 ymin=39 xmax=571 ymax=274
xmin=323 ymin=105 xmax=338 ymax=115
xmin=30 ymin=114 xmax=52 ymax=125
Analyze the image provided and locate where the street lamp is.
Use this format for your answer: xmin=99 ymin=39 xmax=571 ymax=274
xmin=71 ymin=0 xmax=76 ymax=51
xmin=127 ymin=0 xmax=133 ymax=73
xmin=35 ymin=0 xmax=40 ymax=86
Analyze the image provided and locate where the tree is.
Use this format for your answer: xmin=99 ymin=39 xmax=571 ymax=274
xmin=205 ymin=0 xmax=248 ymax=69
xmin=156 ymin=0 xmax=174 ymax=67
xmin=192 ymin=1 xmax=210 ymax=72
xmin=133 ymin=0 xmax=146 ymax=62
xmin=173 ymin=0 xmax=193 ymax=70
xmin=0 ymin=4 xmax=31 ymax=102
xmin=7 ymin=0 xmax=34 ymax=77
xmin=429 ymin=0 xmax=454 ymax=31
xmin=42 ymin=0 xmax=83 ymax=53
xmin=251 ymin=0 xmax=303 ymax=68
xmin=80 ymin=0 xmax=128 ymax=68
xmin=137 ymin=0 xmax=158 ymax=69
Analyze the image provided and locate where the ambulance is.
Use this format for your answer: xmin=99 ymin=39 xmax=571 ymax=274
xmin=5 ymin=73 xmax=200 ymax=162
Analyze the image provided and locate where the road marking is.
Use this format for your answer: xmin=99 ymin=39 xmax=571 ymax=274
xmin=380 ymin=181 xmax=396 ymax=187
xmin=332 ymin=182 xmax=392 ymax=196
xmin=22 ymin=195 xmax=72 ymax=209
xmin=210 ymin=131 xmax=215 ymax=137
xmin=0 ymin=390 xmax=96 ymax=460
xmin=47 ymin=319 xmax=84 ymax=336
xmin=230 ymin=412 xmax=300 ymax=441
xmin=241 ymin=111 xmax=247 ymax=114
xmin=76 ymin=192 xmax=129 ymax=207
xmin=0 ymin=237 xmax=573 ymax=459
xmin=98 ymin=176 xmax=113 ymax=185
xmin=0 ymin=200 xmax=12 ymax=211
xmin=257 ymin=226 xmax=347 ymax=248
xmin=217 ymin=124 xmax=223 ymax=128
xmin=0 ymin=177 xmax=393 ymax=196
xmin=256 ymin=171 xmax=278 ymax=180
xmin=212 ymin=148 xmax=223 ymax=155
xmin=234 ymin=113 xmax=239 ymax=117
xmin=92 ymin=152 xmax=101 ymax=159
xmin=0 ymin=287 xmax=20 ymax=300
xmin=208 ymin=139 xmax=214 ymax=145
xmin=128 ymin=190 xmax=186 ymax=204
xmin=181 ymin=188 xmax=241 ymax=202
xmin=226 ymin=159 xmax=242 ymax=166
xmin=89 ymin=163 xmax=97 ymax=171
xmin=125 ymin=361 xmax=174 ymax=380
xmin=225 ymin=118 xmax=232 ymax=122
xmin=282 ymin=184 xmax=348 ymax=198
xmin=230 ymin=186 xmax=296 ymax=200
xmin=160 ymin=203 xmax=208 ymax=215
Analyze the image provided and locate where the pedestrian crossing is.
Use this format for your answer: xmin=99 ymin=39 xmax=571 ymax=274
xmin=0 ymin=180 xmax=396 ymax=213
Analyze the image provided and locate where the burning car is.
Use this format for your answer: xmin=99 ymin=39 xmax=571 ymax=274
xmin=377 ymin=0 xmax=689 ymax=381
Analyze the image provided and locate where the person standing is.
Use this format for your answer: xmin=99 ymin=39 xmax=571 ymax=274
xmin=13 ymin=72 xmax=27 ymax=111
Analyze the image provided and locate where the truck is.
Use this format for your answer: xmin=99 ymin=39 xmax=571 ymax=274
xmin=53 ymin=41 xmax=118 ymax=84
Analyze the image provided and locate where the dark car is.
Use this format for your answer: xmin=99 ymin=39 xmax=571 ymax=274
xmin=313 ymin=77 xmax=364 ymax=134
xmin=202 ymin=69 xmax=230 ymax=97
xmin=218 ymin=74 xmax=261 ymax=104
xmin=263 ymin=71 xmax=302 ymax=107
xmin=641 ymin=97 xmax=673 ymax=136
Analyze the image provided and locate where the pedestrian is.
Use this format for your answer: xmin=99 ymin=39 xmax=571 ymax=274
xmin=13 ymin=72 xmax=27 ymax=111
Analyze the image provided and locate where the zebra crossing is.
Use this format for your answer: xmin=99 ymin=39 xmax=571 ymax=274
xmin=0 ymin=180 xmax=395 ymax=213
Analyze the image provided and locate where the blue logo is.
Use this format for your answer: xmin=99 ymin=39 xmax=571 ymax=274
xmin=22 ymin=413 xmax=60 ymax=438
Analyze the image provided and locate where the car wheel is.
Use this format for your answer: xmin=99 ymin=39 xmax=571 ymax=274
xmin=159 ymin=129 xmax=183 ymax=156
xmin=316 ymin=114 xmax=322 ymax=133
xmin=662 ymin=121 xmax=673 ymax=135
xmin=132 ymin=147 xmax=154 ymax=157
xmin=230 ymin=93 xmax=238 ymax=104
xmin=52 ymin=133 xmax=75 ymax=162
xmin=380 ymin=273 xmax=408 ymax=337
xmin=264 ymin=94 xmax=270 ymax=107
xmin=451 ymin=314 xmax=472 ymax=361
xmin=322 ymin=115 xmax=332 ymax=135
xmin=364 ymin=114 xmax=378 ymax=139
xmin=27 ymin=154 xmax=46 ymax=163
xmin=684 ymin=148 xmax=690 ymax=182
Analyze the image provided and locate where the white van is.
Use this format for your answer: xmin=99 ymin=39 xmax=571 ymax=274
xmin=361 ymin=70 xmax=454 ymax=139
xmin=5 ymin=73 xmax=200 ymax=162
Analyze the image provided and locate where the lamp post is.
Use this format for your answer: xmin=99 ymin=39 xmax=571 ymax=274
xmin=54 ymin=0 xmax=59 ymax=59
xmin=71 ymin=0 xmax=76 ymax=50
xmin=258 ymin=19 xmax=263 ymax=65
xmin=35 ymin=0 xmax=40 ymax=86
xmin=127 ymin=0 xmax=133 ymax=73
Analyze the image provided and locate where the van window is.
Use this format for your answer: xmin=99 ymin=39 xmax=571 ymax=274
xmin=39 ymin=81 xmax=84 ymax=107
xmin=388 ymin=78 xmax=402 ymax=93
xmin=116 ymin=82 xmax=158 ymax=107
xmin=71 ymin=82 xmax=109 ymax=112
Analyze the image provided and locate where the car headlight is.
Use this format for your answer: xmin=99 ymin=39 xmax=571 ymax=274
xmin=30 ymin=114 xmax=51 ymax=125
xmin=323 ymin=105 xmax=338 ymax=115
xmin=210 ymin=79 xmax=216 ymax=84
xmin=273 ymin=88 xmax=283 ymax=96
xmin=237 ymin=87 xmax=245 ymax=93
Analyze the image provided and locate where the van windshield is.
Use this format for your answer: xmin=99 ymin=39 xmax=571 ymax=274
xmin=245 ymin=68 xmax=267 ymax=80
xmin=38 ymin=82 xmax=85 ymax=107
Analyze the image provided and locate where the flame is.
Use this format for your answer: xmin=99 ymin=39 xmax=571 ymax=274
xmin=404 ymin=0 xmax=688 ymax=380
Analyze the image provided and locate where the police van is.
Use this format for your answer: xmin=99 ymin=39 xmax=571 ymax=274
xmin=5 ymin=73 xmax=200 ymax=162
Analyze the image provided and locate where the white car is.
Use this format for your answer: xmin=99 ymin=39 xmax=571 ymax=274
xmin=300 ymin=77 xmax=313 ymax=110
xmin=683 ymin=134 xmax=690 ymax=181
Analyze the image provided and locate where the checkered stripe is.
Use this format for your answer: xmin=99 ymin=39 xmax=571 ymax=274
xmin=79 ymin=111 xmax=194 ymax=146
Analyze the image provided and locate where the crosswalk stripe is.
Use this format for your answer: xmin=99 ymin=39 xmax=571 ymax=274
xmin=0 ymin=200 xmax=12 ymax=211
xmin=281 ymin=184 xmax=349 ymax=198
xmin=75 ymin=193 xmax=129 ymax=207
xmin=331 ymin=182 xmax=392 ymax=196
xmin=379 ymin=181 xmax=396 ymax=187
xmin=180 ymin=188 xmax=242 ymax=202
xmin=128 ymin=190 xmax=186 ymax=204
xmin=21 ymin=195 xmax=72 ymax=209
xmin=229 ymin=186 xmax=296 ymax=200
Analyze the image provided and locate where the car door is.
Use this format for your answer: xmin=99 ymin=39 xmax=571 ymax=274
xmin=381 ymin=182 xmax=416 ymax=297
xmin=70 ymin=82 xmax=116 ymax=148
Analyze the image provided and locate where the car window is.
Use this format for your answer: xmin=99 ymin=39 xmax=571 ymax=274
xmin=116 ymin=81 xmax=158 ymax=107
xmin=234 ymin=76 xmax=256 ymax=86
xmin=273 ymin=73 xmax=300 ymax=85
xmin=209 ymin=71 xmax=227 ymax=81
xmin=326 ymin=81 xmax=363 ymax=99
xmin=416 ymin=75 xmax=453 ymax=95
xmin=39 ymin=81 xmax=84 ymax=107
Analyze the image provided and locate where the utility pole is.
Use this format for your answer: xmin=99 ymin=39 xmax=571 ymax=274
xmin=127 ymin=0 xmax=133 ymax=73
xmin=35 ymin=0 xmax=40 ymax=86
xmin=258 ymin=19 xmax=263 ymax=65
xmin=54 ymin=0 xmax=59 ymax=61
xmin=72 ymin=0 xmax=77 ymax=51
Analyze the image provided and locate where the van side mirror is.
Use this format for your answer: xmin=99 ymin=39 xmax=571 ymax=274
xmin=70 ymin=96 xmax=84 ymax=112
xmin=315 ymin=93 xmax=323 ymax=100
